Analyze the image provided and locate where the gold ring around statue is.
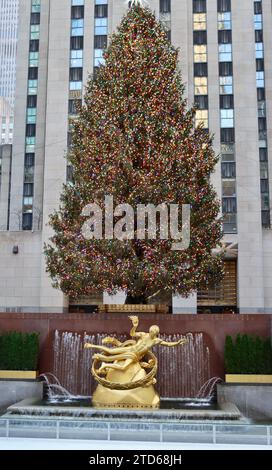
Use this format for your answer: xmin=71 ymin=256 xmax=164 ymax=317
xmin=91 ymin=351 xmax=158 ymax=390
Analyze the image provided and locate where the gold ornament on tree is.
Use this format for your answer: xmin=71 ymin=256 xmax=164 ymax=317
xmin=85 ymin=316 xmax=188 ymax=408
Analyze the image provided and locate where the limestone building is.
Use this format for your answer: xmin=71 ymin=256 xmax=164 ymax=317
xmin=0 ymin=0 xmax=19 ymax=144
xmin=0 ymin=0 xmax=271 ymax=314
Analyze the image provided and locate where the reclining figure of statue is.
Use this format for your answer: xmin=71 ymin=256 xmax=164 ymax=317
xmin=84 ymin=316 xmax=188 ymax=408
xmin=85 ymin=315 xmax=187 ymax=375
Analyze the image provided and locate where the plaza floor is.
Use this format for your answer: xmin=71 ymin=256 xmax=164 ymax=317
xmin=0 ymin=437 xmax=271 ymax=450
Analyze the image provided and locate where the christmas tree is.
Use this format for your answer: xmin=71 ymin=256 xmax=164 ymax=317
xmin=45 ymin=4 xmax=223 ymax=305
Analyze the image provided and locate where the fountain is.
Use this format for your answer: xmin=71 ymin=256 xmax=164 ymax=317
xmin=52 ymin=331 xmax=211 ymax=398
xmin=3 ymin=317 xmax=241 ymax=422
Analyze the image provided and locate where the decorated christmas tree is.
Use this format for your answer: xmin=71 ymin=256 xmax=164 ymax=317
xmin=45 ymin=4 xmax=223 ymax=305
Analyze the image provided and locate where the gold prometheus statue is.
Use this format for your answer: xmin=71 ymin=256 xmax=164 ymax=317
xmin=84 ymin=316 xmax=188 ymax=408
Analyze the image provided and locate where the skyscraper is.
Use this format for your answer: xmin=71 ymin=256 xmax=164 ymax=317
xmin=0 ymin=0 xmax=19 ymax=145
xmin=0 ymin=0 xmax=271 ymax=315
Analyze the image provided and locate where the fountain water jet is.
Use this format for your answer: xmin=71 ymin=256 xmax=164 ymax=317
xmin=196 ymin=377 xmax=223 ymax=399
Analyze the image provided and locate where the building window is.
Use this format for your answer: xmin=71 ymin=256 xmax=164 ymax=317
xmin=219 ymin=61 xmax=233 ymax=76
xmin=222 ymin=162 xmax=236 ymax=178
xmin=29 ymin=39 xmax=39 ymax=52
xmin=71 ymin=36 xmax=84 ymax=49
xmin=93 ymin=1 xmax=108 ymax=74
xmin=22 ymin=213 xmax=33 ymax=231
xmin=218 ymin=43 xmax=232 ymax=62
xmin=259 ymin=148 xmax=267 ymax=161
xmin=193 ymin=30 xmax=207 ymax=45
xmin=94 ymin=49 xmax=105 ymax=67
xmin=24 ymin=183 xmax=34 ymax=197
xmin=220 ymin=109 xmax=234 ymax=128
xmin=256 ymin=71 xmax=265 ymax=88
xmin=95 ymin=4 xmax=108 ymax=17
xmin=219 ymin=76 xmax=233 ymax=94
xmin=254 ymin=1 xmax=262 ymax=14
xmin=29 ymin=51 xmax=39 ymax=67
xmin=70 ymin=49 xmax=83 ymax=67
xmin=28 ymin=79 xmax=38 ymax=95
xmin=218 ymin=12 xmax=231 ymax=30
xmin=223 ymin=213 xmax=237 ymax=233
xmin=254 ymin=14 xmax=263 ymax=30
xmin=25 ymin=153 xmax=35 ymax=167
xmin=30 ymin=25 xmax=40 ymax=39
xmin=261 ymin=193 xmax=270 ymax=210
xmin=160 ymin=0 xmax=171 ymax=13
xmin=30 ymin=12 xmax=40 ymax=25
xmin=195 ymin=110 xmax=208 ymax=128
xmin=194 ymin=95 xmax=208 ymax=109
xmin=68 ymin=99 xmax=81 ymax=115
xmin=193 ymin=45 xmax=207 ymax=62
xmin=25 ymin=136 xmax=36 ymax=146
xmin=194 ymin=62 xmax=208 ymax=76
xmin=31 ymin=0 xmax=41 ymax=13
xmin=26 ymin=108 xmax=37 ymax=124
xmin=94 ymin=35 xmax=107 ymax=49
xmin=255 ymin=42 xmax=264 ymax=59
xmin=95 ymin=18 xmax=107 ymax=35
xmin=221 ymin=128 xmax=235 ymax=143
xmin=71 ymin=5 xmax=84 ymax=19
xmin=262 ymin=210 xmax=270 ymax=227
xmin=217 ymin=0 xmax=231 ymax=13
xmin=218 ymin=29 xmax=232 ymax=44
xmin=69 ymin=67 xmax=83 ymax=81
xmin=69 ymin=81 xmax=82 ymax=91
xmin=193 ymin=13 xmax=206 ymax=30
xmin=220 ymin=94 xmax=234 ymax=108
xmin=193 ymin=0 xmax=206 ymax=13
xmin=222 ymin=180 xmax=236 ymax=197
xmin=194 ymin=77 xmax=208 ymax=95
xmin=222 ymin=197 xmax=237 ymax=214
xmin=71 ymin=19 xmax=84 ymax=36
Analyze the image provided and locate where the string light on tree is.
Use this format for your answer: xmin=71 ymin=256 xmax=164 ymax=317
xmin=45 ymin=6 xmax=223 ymax=304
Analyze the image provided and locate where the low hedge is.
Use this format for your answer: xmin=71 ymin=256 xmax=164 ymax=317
xmin=0 ymin=331 xmax=39 ymax=371
xmin=225 ymin=334 xmax=272 ymax=374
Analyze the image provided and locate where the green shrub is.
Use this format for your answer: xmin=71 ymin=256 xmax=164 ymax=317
xmin=225 ymin=334 xmax=272 ymax=374
xmin=0 ymin=331 xmax=39 ymax=371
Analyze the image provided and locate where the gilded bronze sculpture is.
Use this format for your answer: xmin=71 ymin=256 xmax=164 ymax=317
xmin=84 ymin=316 xmax=188 ymax=408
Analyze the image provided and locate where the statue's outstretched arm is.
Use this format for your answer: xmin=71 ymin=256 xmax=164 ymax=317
xmin=129 ymin=315 xmax=139 ymax=338
xmin=159 ymin=338 xmax=188 ymax=347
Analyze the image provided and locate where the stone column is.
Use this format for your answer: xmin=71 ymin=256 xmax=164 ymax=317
xmin=0 ymin=145 xmax=12 ymax=230
xmin=172 ymin=293 xmax=197 ymax=314
xmin=103 ymin=291 xmax=126 ymax=305
xmin=232 ymin=2 xmax=265 ymax=313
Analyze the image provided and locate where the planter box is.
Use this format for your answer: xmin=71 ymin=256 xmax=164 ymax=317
xmin=0 ymin=370 xmax=39 ymax=380
xmin=0 ymin=380 xmax=43 ymax=411
xmin=225 ymin=374 xmax=272 ymax=384
xmin=98 ymin=304 xmax=169 ymax=314
xmin=218 ymin=383 xmax=272 ymax=420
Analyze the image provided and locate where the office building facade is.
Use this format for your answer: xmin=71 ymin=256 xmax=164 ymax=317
xmin=0 ymin=0 xmax=271 ymax=314
xmin=0 ymin=0 xmax=19 ymax=144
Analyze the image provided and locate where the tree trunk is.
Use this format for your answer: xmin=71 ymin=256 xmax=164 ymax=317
xmin=125 ymin=293 xmax=148 ymax=305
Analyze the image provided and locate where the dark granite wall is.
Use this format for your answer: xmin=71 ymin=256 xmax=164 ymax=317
xmin=0 ymin=313 xmax=271 ymax=382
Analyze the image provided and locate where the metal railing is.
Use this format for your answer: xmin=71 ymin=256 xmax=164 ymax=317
xmin=0 ymin=418 xmax=271 ymax=446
